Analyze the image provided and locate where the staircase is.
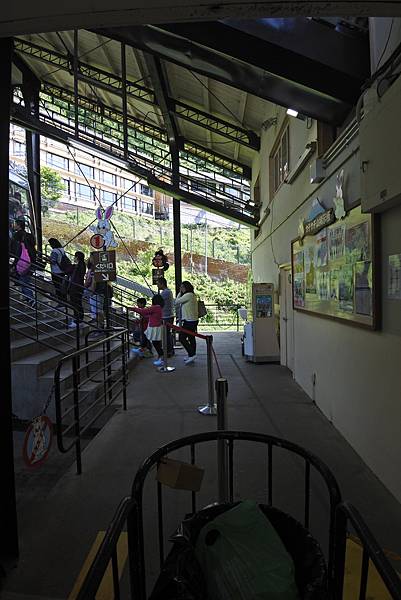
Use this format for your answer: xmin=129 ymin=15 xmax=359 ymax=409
xmin=10 ymin=275 xmax=135 ymax=424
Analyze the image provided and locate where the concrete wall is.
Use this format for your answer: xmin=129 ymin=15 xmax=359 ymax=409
xmin=251 ymin=107 xmax=401 ymax=503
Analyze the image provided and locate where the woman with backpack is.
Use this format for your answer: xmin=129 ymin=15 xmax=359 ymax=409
xmin=48 ymin=238 xmax=72 ymax=305
xmin=175 ymin=280 xmax=199 ymax=365
xmin=11 ymin=222 xmax=37 ymax=308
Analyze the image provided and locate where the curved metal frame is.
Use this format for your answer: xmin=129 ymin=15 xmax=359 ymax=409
xmin=128 ymin=430 xmax=342 ymax=599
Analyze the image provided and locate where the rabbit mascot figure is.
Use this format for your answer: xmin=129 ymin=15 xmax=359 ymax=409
xmin=90 ymin=206 xmax=118 ymax=249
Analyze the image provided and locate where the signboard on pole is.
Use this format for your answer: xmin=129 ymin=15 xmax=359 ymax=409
xmin=92 ymin=250 xmax=117 ymax=282
xmin=152 ymin=268 xmax=163 ymax=286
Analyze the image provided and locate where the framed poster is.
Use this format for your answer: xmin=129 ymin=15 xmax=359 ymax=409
xmin=291 ymin=205 xmax=379 ymax=329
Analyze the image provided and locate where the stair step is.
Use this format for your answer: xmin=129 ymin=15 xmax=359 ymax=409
xmin=10 ymin=326 xmax=89 ymax=361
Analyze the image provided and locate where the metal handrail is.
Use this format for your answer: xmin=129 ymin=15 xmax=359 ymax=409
xmin=76 ymin=497 xmax=133 ymax=600
xmin=130 ymin=430 xmax=342 ymax=599
xmin=54 ymin=328 xmax=129 ymax=474
xmin=75 ymin=430 xmax=342 ymax=599
xmin=75 ymin=433 xmax=401 ymax=600
xmin=10 ymin=275 xmax=80 ymax=352
xmin=41 ymin=248 xmax=145 ymax=308
xmin=333 ymin=502 xmax=401 ymax=600
xmin=10 ymin=252 xmax=133 ymax=353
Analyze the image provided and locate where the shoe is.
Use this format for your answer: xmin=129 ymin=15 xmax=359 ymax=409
xmin=184 ymin=355 xmax=196 ymax=364
xmin=153 ymin=358 xmax=164 ymax=366
xmin=27 ymin=299 xmax=36 ymax=308
xmin=68 ymin=321 xmax=78 ymax=329
xmin=131 ymin=348 xmax=143 ymax=356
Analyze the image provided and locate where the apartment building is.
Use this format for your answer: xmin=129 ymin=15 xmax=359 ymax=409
xmin=9 ymin=125 xmax=171 ymax=220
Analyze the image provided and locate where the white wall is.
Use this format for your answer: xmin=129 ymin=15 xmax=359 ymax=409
xmin=369 ymin=17 xmax=401 ymax=73
xmin=251 ymin=107 xmax=401 ymax=503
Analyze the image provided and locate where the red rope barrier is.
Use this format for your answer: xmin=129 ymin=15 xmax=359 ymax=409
xmin=166 ymin=321 xmax=210 ymax=341
xmin=211 ymin=346 xmax=223 ymax=378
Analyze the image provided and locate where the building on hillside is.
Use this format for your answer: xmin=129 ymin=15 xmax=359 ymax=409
xmin=9 ymin=124 xmax=173 ymax=220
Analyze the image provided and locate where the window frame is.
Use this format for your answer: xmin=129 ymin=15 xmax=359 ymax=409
xmin=270 ymin=120 xmax=290 ymax=199
xmin=76 ymin=182 xmax=94 ymax=200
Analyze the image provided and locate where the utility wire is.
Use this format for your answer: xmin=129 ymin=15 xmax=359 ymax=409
xmin=376 ymin=18 xmax=394 ymax=69
xmin=187 ymin=70 xmax=246 ymax=129
xmin=38 ymin=95 xmax=156 ymax=290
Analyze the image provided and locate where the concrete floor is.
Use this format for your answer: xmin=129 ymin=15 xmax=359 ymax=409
xmin=4 ymin=332 xmax=401 ymax=599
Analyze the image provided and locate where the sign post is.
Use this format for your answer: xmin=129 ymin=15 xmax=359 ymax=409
xmin=92 ymin=250 xmax=117 ymax=283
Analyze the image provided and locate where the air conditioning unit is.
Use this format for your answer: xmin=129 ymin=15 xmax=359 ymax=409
xmin=360 ymin=73 xmax=401 ymax=213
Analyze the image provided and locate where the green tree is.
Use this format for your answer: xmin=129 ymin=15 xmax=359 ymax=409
xmin=40 ymin=166 xmax=65 ymax=213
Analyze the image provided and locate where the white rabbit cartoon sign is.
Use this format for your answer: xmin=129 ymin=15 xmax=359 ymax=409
xmin=90 ymin=206 xmax=118 ymax=249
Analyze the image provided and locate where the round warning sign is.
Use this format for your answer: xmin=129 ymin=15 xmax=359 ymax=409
xmin=22 ymin=415 xmax=53 ymax=467
xmin=90 ymin=234 xmax=105 ymax=250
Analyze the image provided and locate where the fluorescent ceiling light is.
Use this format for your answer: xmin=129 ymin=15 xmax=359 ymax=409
xmin=286 ymin=108 xmax=299 ymax=118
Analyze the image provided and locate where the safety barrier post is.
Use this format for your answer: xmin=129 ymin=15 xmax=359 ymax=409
xmin=158 ymin=323 xmax=175 ymax=373
xmin=198 ymin=335 xmax=216 ymax=415
xmin=216 ymin=377 xmax=229 ymax=503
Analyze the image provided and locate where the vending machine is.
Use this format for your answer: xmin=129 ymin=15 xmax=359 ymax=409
xmin=243 ymin=283 xmax=280 ymax=363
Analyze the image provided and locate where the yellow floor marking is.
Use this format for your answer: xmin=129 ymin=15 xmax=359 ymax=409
xmin=68 ymin=531 xmax=128 ymax=600
xmin=343 ymin=537 xmax=400 ymax=599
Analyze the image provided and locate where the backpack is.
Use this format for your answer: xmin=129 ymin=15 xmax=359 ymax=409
xmin=197 ymin=299 xmax=207 ymax=319
xmin=16 ymin=242 xmax=31 ymax=275
xmin=56 ymin=249 xmax=73 ymax=274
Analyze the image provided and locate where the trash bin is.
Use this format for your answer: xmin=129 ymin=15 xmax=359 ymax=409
xmin=150 ymin=502 xmax=328 ymax=600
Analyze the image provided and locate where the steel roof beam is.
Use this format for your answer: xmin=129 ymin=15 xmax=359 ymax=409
xmin=14 ymin=37 xmax=259 ymax=150
xmin=98 ymin=25 xmax=353 ymax=125
xmin=12 ymin=97 xmax=256 ymax=226
xmin=160 ymin=22 xmax=365 ymax=105
xmin=143 ymin=53 xmax=179 ymax=178
xmin=39 ymin=81 xmax=250 ymax=178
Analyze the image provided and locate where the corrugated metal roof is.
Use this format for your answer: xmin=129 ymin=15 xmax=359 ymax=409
xmin=16 ymin=29 xmax=269 ymax=169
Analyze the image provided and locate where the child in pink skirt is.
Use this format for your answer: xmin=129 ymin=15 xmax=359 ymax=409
xmin=130 ymin=294 xmax=165 ymax=366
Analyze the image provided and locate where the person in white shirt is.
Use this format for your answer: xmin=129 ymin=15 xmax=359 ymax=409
xmin=175 ymin=280 xmax=199 ymax=364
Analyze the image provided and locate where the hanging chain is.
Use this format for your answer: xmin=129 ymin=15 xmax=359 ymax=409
xmin=39 ymin=382 xmax=55 ymax=417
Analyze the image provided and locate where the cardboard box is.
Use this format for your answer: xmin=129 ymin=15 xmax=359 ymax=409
xmin=157 ymin=458 xmax=204 ymax=492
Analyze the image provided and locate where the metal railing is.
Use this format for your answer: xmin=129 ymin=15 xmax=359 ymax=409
xmin=54 ymin=328 xmax=129 ymax=474
xmin=75 ymin=434 xmax=401 ymax=600
xmin=10 ymin=274 xmax=82 ymax=354
xmin=333 ymin=502 xmax=401 ymax=600
xmin=76 ymin=430 xmax=344 ymax=599
xmin=200 ymin=304 xmax=248 ymax=331
xmin=10 ymin=252 xmax=135 ymax=359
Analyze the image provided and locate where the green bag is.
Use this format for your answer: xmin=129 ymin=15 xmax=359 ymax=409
xmin=195 ymin=500 xmax=299 ymax=600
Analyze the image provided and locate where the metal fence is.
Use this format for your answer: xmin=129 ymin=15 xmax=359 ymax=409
xmin=54 ymin=328 xmax=129 ymax=474
xmin=199 ymin=304 xmax=249 ymax=332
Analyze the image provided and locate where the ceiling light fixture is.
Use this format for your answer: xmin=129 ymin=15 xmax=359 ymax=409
xmin=286 ymin=108 xmax=299 ymax=118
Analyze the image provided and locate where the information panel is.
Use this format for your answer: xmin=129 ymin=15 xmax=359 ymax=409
xmin=291 ymin=206 xmax=378 ymax=329
xmin=92 ymin=250 xmax=117 ymax=282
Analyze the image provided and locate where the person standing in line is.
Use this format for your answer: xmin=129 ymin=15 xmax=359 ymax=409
xmin=68 ymin=251 xmax=86 ymax=328
xmin=157 ymin=276 xmax=175 ymax=357
xmin=84 ymin=257 xmax=96 ymax=319
xmin=48 ymin=238 xmax=70 ymax=305
xmin=11 ymin=219 xmax=37 ymax=307
xmin=131 ymin=298 xmax=153 ymax=358
xmin=129 ymin=294 xmax=165 ymax=367
xmin=175 ymin=280 xmax=199 ymax=364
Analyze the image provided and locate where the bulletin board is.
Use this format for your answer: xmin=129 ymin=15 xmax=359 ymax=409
xmin=291 ymin=205 xmax=379 ymax=329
